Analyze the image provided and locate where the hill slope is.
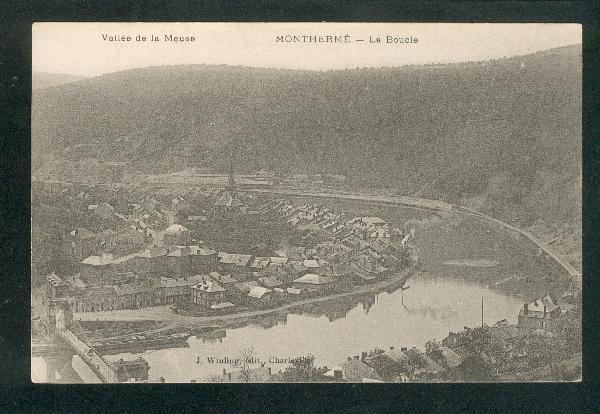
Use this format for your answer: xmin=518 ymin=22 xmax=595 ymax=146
xmin=32 ymin=45 xmax=581 ymax=228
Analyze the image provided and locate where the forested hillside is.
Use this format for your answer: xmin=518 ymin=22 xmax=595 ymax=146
xmin=32 ymin=45 xmax=581 ymax=231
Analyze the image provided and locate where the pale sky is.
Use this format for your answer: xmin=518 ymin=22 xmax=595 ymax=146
xmin=32 ymin=23 xmax=581 ymax=77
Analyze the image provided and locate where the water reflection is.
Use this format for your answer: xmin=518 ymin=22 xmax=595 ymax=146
xmin=195 ymin=329 xmax=226 ymax=344
xmin=101 ymin=276 xmax=524 ymax=382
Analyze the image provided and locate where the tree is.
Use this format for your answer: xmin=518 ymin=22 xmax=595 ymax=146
xmin=456 ymin=326 xmax=492 ymax=356
xmin=549 ymin=306 xmax=582 ymax=354
xmin=425 ymin=340 xmax=443 ymax=364
xmin=454 ymin=326 xmax=499 ymax=380
xmin=232 ymin=348 xmax=256 ymax=383
xmin=398 ymin=350 xmax=428 ymax=381
xmin=280 ymin=354 xmax=320 ymax=382
xmin=517 ymin=334 xmax=568 ymax=372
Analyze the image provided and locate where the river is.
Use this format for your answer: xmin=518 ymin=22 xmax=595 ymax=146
xmin=95 ymin=276 xmax=523 ymax=382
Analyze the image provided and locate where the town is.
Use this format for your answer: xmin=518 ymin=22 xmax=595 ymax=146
xmin=34 ymin=167 xmax=417 ymax=324
xmin=31 ymin=164 xmax=581 ymax=383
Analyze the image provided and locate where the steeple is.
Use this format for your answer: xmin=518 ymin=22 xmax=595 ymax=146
xmin=225 ymin=141 xmax=238 ymax=193
xmin=214 ymin=137 xmax=243 ymax=216
xmin=227 ymin=156 xmax=236 ymax=190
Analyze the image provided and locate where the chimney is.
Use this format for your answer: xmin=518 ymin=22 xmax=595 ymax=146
xmin=389 ymin=346 xmax=394 ymax=351
xmin=333 ymin=369 xmax=343 ymax=379
xmin=353 ymin=355 xmax=359 ymax=360
xmin=361 ymin=351 xmax=367 ymax=361
xmin=543 ymin=305 xmax=547 ymax=319
xmin=227 ymin=373 xmax=232 ymax=381
xmin=223 ymin=368 xmax=227 ymax=376
xmin=524 ymin=302 xmax=529 ymax=315
xmin=401 ymin=347 xmax=407 ymax=352
xmin=267 ymin=367 xmax=272 ymax=375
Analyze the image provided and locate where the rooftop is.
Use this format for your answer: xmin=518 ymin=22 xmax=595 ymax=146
xmin=220 ymin=253 xmax=252 ymax=267
xmin=214 ymin=191 xmax=243 ymax=207
xmin=167 ymin=247 xmax=193 ymax=257
xmin=164 ymin=224 xmax=190 ymax=234
xmin=268 ymin=257 xmax=288 ymax=266
xmin=192 ymin=280 xmax=226 ymax=293
xmin=189 ymin=246 xmax=217 ymax=256
xmin=293 ymin=274 xmax=336 ymax=285
xmin=324 ymin=359 xmax=383 ymax=383
xmin=303 ymin=259 xmax=320 ymax=268
xmin=250 ymin=257 xmax=271 ymax=269
xmin=210 ymin=302 xmax=234 ymax=309
xmin=234 ymin=281 xmax=261 ymax=294
xmin=81 ymin=254 xmax=114 ymax=266
xmin=208 ymin=271 xmax=237 ymax=284
xmin=248 ymin=286 xmax=272 ymax=299
xmin=438 ymin=346 xmax=464 ymax=368
xmin=258 ymin=276 xmax=284 ymax=288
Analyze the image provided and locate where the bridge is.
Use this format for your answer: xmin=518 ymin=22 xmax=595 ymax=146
xmin=34 ymin=309 xmax=148 ymax=383
xmin=35 ymin=309 xmax=118 ymax=383
xmin=56 ymin=326 xmax=118 ymax=383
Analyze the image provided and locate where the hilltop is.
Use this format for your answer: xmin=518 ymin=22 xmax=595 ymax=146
xmin=32 ymin=71 xmax=87 ymax=90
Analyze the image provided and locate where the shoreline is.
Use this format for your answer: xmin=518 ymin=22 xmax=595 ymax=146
xmin=247 ymin=188 xmax=580 ymax=280
xmin=79 ymin=267 xmax=415 ymax=342
xmin=39 ymin=186 xmax=577 ymax=353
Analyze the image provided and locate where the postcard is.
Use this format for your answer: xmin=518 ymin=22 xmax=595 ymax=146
xmin=31 ymin=22 xmax=581 ymax=383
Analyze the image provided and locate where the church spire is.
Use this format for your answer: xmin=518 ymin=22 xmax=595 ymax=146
xmin=226 ymin=143 xmax=237 ymax=192
xmin=228 ymin=156 xmax=235 ymax=188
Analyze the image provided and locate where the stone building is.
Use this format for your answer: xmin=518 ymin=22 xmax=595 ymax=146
xmin=67 ymin=228 xmax=97 ymax=260
xmin=80 ymin=254 xmax=115 ymax=287
xmin=190 ymin=278 xmax=227 ymax=309
xmin=517 ymin=298 xmax=562 ymax=332
xmin=163 ymin=224 xmax=192 ymax=246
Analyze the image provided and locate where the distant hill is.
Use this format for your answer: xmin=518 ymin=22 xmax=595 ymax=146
xmin=32 ymin=71 xmax=86 ymax=90
xmin=32 ymin=45 xmax=581 ymax=227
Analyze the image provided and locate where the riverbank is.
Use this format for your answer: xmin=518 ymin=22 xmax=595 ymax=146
xmin=264 ymin=189 xmax=576 ymax=301
xmin=79 ymin=268 xmax=415 ymax=342
xmin=252 ymin=188 xmax=579 ymax=278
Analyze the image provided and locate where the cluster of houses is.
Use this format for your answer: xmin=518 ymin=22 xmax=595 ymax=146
xmin=319 ymin=346 xmax=454 ymax=383
xmin=46 ymin=190 xmax=416 ymax=316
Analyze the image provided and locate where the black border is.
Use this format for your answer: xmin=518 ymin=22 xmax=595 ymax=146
xmin=1 ymin=1 xmax=599 ymax=413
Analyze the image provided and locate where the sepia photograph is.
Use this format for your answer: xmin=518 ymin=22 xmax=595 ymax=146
xmin=30 ymin=22 xmax=582 ymax=383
